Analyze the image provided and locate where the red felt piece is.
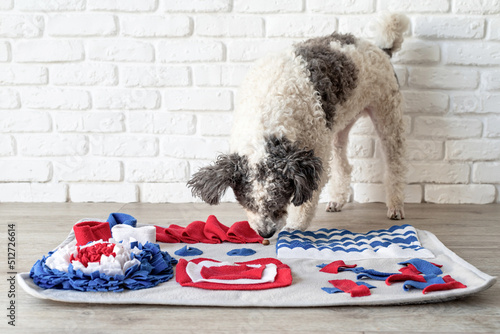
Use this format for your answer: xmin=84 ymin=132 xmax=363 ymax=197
xmin=226 ymin=221 xmax=264 ymax=243
xmin=155 ymin=226 xmax=175 ymax=243
xmin=155 ymin=215 xmax=263 ymax=244
xmin=204 ymin=215 xmax=230 ymax=243
xmin=422 ymin=275 xmax=467 ymax=294
xmin=200 ymin=264 xmax=266 ymax=280
xmin=70 ymin=242 xmax=116 ymax=267
xmin=399 ymin=263 xmax=421 ymax=275
xmin=349 ymin=284 xmax=372 ymax=297
xmin=73 ymin=221 xmax=112 ymax=246
xmin=320 ymin=260 xmax=357 ymax=274
xmin=386 ymin=273 xmax=427 ymax=285
xmin=155 ymin=224 xmax=199 ymax=243
xmin=176 ymin=258 xmax=292 ymax=290
xmin=184 ymin=220 xmax=214 ymax=244
xmin=328 ymin=279 xmax=371 ymax=297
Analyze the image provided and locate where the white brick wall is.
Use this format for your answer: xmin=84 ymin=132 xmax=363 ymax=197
xmin=51 ymin=64 xmax=117 ymax=86
xmin=413 ymin=16 xmax=485 ymax=39
xmin=47 ymin=14 xmax=117 ymax=37
xmin=15 ymin=40 xmax=84 ymax=62
xmin=121 ymin=16 xmax=192 ymax=37
xmin=54 ymin=159 xmax=122 ymax=182
xmin=0 ymin=0 xmax=498 ymax=204
xmin=0 ymin=65 xmax=48 ymax=85
xmin=425 ymin=184 xmax=496 ymax=204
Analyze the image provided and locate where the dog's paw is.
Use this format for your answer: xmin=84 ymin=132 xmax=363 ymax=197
xmin=281 ymin=226 xmax=297 ymax=233
xmin=387 ymin=207 xmax=405 ymax=220
xmin=326 ymin=201 xmax=344 ymax=212
xmin=283 ymin=220 xmax=309 ymax=232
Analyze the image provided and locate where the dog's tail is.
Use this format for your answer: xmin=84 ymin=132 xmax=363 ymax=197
xmin=370 ymin=12 xmax=410 ymax=57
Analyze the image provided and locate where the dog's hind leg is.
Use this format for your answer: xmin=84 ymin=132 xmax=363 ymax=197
xmin=325 ymin=121 xmax=355 ymax=213
xmin=367 ymin=93 xmax=407 ymax=220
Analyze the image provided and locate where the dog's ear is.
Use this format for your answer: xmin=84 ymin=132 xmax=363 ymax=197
xmin=285 ymin=149 xmax=323 ymax=206
xmin=187 ymin=153 xmax=243 ymax=205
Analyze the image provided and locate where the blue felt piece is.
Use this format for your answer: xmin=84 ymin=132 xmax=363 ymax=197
xmin=316 ymin=263 xmax=327 ymax=268
xmin=107 ymin=213 xmax=137 ymax=229
xmin=356 ymin=281 xmax=377 ymax=289
xmin=174 ymin=245 xmax=203 ymax=257
xmin=356 ymin=268 xmax=397 ymax=281
xmin=398 ymin=258 xmax=443 ymax=276
xmin=357 ymin=273 xmax=387 ymax=281
xmin=321 ymin=287 xmax=344 ymax=294
xmin=30 ymin=242 xmax=177 ymax=292
xmin=227 ymin=248 xmax=257 ymax=256
xmin=403 ymin=276 xmax=445 ymax=292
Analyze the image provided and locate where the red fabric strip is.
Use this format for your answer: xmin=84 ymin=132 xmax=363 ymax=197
xmin=399 ymin=263 xmax=421 ymax=275
xmin=320 ymin=260 xmax=357 ymax=274
xmin=423 ymin=275 xmax=467 ymax=294
xmin=155 ymin=215 xmax=263 ymax=244
xmin=183 ymin=220 xmax=214 ymax=244
xmin=226 ymin=221 xmax=263 ymax=243
xmin=385 ymin=273 xmax=426 ymax=285
xmin=73 ymin=221 xmax=112 ymax=246
xmin=203 ymin=215 xmax=230 ymax=243
xmin=200 ymin=264 xmax=265 ymax=280
xmin=328 ymin=279 xmax=371 ymax=297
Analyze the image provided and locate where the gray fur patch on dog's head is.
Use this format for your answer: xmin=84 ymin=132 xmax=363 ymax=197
xmin=258 ymin=135 xmax=323 ymax=208
xmin=295 ymin=32 xmax=359 ymax=129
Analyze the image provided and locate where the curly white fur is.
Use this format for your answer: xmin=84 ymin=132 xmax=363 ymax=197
xmin=370 ymin=12 xmax=410 ymax=53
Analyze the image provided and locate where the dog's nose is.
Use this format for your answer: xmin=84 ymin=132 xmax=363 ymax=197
xmin=258 ymin=228 xmax=276 ymax=239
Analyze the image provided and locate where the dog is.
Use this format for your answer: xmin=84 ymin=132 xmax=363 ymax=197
xmin=188 ymin=13 xmax=410 ymax=238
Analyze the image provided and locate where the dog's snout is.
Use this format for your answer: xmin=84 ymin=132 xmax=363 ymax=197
xmin=258 ymin=228 xmax=276 ymax=239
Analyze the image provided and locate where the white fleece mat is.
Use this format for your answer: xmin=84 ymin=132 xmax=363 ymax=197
xmin=18 ymin=223 xmax=496 ymax=307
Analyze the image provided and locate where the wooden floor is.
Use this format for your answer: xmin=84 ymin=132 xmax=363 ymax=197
xmin=1 ymin=202 xmax=499 ymax=333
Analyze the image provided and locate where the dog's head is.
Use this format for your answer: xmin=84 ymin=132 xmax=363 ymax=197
xmin=187 ymin=136 xmax=322 ymax=238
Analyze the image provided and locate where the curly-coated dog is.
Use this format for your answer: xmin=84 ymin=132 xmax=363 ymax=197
xmin=188 ymin=13 xmax=410 ymax=238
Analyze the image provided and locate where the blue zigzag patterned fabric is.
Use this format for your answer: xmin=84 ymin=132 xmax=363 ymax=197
xmin=276 ymin=224 xmax=435 ymax=260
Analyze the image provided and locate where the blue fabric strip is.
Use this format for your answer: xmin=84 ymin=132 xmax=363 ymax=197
xmin=321 ymin=287 xmax=344 ymax=294
xmin=356 ymin=281 xmax=377 ymax=289
xmin=403 ymin=276 xmax=445 ymax=292
xmin=357 ymin=268 xmax=397 ymax=281
xmin=398 ymin=258 xmax=443 ymax=275
xmin=107 ymin=213 xmax=137 ymax=229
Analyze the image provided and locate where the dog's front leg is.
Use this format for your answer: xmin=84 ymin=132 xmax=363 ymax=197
xmin=284 ymin=190 xmax=321 ymax=231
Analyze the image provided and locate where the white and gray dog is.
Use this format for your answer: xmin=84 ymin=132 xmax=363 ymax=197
xmin=188 ymin=13 xmax=410 ymax=238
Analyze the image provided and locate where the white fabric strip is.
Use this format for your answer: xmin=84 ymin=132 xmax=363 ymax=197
xmin=111 ymin=225 xmax=156 ymax=245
